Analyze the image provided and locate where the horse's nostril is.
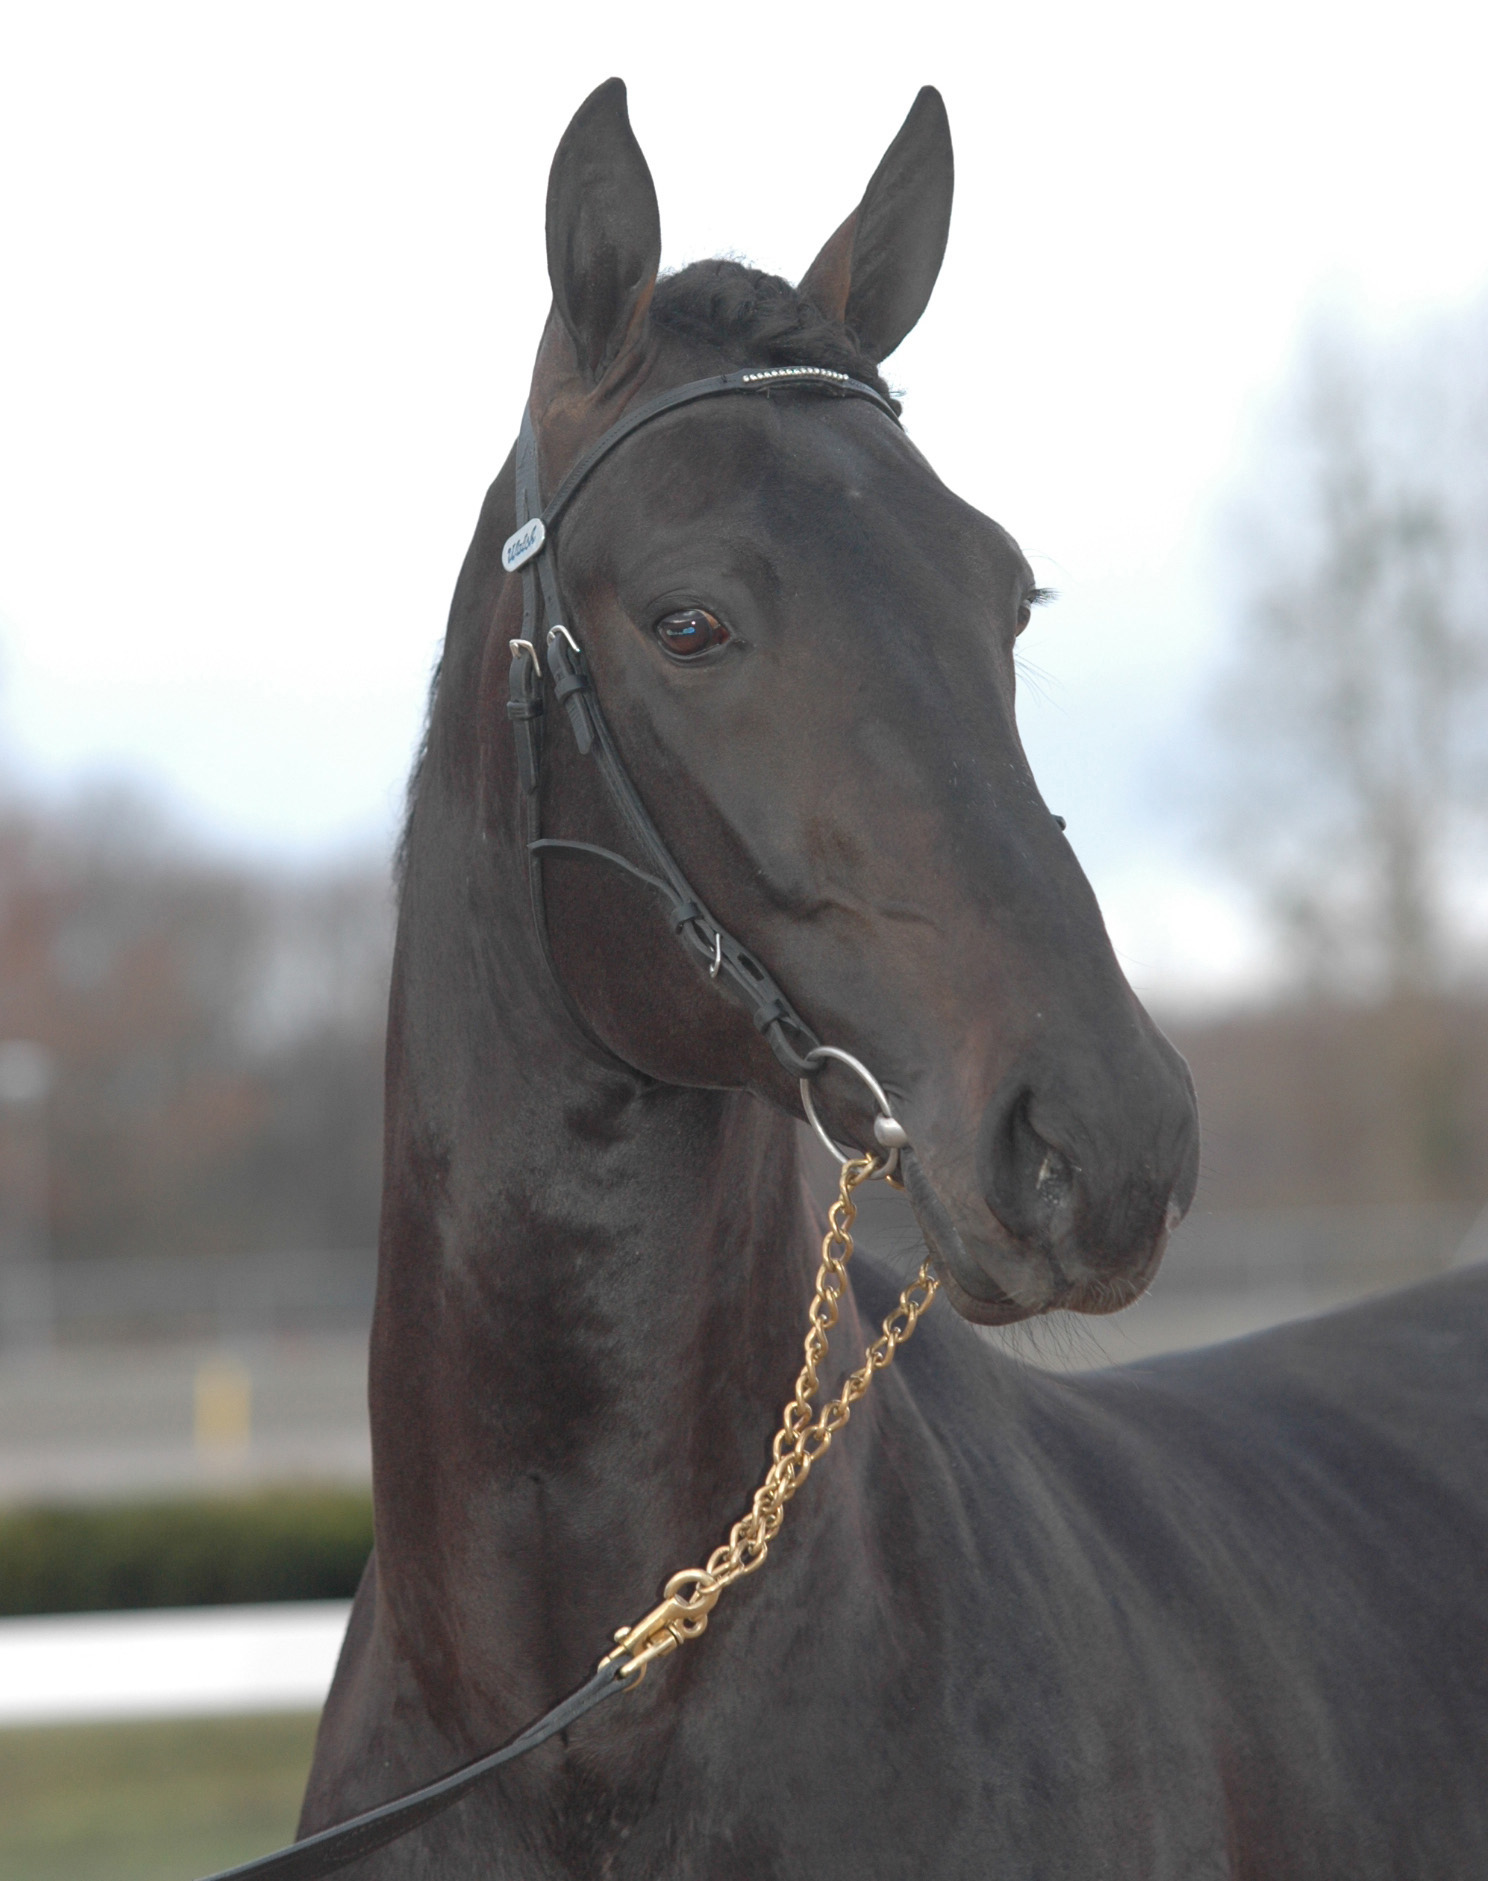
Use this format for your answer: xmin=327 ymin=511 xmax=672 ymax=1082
xmin=1035 ymin=1146 xmax=1073 ymax=1203
xmin=981 ymin=1086 xmax=1075 ymax=1246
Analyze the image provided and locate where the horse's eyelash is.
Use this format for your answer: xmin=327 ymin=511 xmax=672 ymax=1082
xmin=1025 ymin=587 xmax=1057 ymax=609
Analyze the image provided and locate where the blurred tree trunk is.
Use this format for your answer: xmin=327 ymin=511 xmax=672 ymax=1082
xmin=1167 ymin=995 xmax=1488 ymax=1211
xmin=1210 ymin=311 xmax=1488 ymax=1201
xmin=0 ymin=790 xmax=393 ymax=1260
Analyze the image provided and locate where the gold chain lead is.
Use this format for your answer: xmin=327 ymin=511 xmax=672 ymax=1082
xmin=602 ymin=1155 xmax=939 ymax=1682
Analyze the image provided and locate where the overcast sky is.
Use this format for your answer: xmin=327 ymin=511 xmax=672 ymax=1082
xmin=3 ymin=0 xmax=1488 ymax=1007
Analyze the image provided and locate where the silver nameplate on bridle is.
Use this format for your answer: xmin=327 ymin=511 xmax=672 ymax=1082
xmin=502 ymin=518 xmax=546 ymax=572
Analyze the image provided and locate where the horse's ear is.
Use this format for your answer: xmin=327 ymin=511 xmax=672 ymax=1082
xmin=799 ymin=87 xmax=953 ymax=362
xmin=545 ymin=78 xmax=661 ymax=383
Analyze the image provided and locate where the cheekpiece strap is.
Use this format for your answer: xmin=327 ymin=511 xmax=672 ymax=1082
xmin=503 ymin=367 xmax=900 ymax=1080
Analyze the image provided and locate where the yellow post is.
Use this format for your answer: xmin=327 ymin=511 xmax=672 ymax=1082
xmin=194 ymin=1354 xmax=252 ymax=1453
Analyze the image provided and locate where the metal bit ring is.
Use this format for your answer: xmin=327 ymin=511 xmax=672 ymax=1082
xmin=799 ymin=1045 xmax=910 ymax=1176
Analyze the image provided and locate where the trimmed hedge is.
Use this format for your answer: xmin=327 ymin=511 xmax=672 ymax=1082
xmin=0 ymin=1490 xmax=373 ymax=1616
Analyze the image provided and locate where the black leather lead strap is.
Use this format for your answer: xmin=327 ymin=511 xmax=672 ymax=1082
xmin=197 ymin=1662 xmax=630 ymax=1881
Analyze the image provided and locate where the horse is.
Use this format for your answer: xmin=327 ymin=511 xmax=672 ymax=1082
xmin=297 ymin=80 xmax=1488 ymax=1877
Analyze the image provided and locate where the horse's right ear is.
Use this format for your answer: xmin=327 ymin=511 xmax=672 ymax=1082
xmin=799 ymin=88 xmax=953 ymax=362
xmin=545 ymin=78 xmax=661 ymax=384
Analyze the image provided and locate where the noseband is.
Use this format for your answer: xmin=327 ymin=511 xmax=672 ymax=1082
xmin=503 ymin=364 xmax=910 ymax=1162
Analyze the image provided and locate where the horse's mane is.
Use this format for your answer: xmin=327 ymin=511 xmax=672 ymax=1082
xmin=650 ymin=260 xmax=899 ymax=411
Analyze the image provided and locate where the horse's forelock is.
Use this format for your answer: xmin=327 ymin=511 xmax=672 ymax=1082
xmin=648 ymin=260 xmax=900 ymax=412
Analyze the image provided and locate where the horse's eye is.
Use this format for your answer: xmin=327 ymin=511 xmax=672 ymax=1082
xmin=655 ymin=608 xmax=730 ymax=658
xmin=1018 ymin=585 xmax=1054 ymax=637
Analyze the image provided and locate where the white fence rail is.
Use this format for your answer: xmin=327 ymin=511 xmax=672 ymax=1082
xmin=0 ymin=1600 xmax=351 ymax=1725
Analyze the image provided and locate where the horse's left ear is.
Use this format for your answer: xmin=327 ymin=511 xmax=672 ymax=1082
xmin=799 ymin=87 xmax=953 ymax=362
xmin=545 ymin=78 xmax=662 ymax=383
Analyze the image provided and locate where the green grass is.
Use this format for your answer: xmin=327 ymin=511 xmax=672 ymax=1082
xmin=0 ymin=1712 xmax=319 ymax=1881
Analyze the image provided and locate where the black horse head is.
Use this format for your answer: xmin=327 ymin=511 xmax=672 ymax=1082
xmin=460 ymin=79 xmax=1199 ymax=1326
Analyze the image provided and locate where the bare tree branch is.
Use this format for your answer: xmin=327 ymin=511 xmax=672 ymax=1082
xmin=1212 ymin=311 xmax=1488 ymax=998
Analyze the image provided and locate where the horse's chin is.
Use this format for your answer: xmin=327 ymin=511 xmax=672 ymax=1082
xmin=931 ymin=1258 xmax=1047 ymax=1327
xmin=898 ymin=1148 xmax=1167 ymax=1327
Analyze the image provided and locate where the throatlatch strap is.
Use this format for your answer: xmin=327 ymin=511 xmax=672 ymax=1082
xmin=505 ymin=367 xmax=900 ymax=1079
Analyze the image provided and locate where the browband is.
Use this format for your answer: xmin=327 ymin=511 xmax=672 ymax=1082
xmin=505 ymin=366 xmax=901 ymax=1080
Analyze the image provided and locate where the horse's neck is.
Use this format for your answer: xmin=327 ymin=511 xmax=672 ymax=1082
xmin=369 ymin=835 xmax=837 ymax=1739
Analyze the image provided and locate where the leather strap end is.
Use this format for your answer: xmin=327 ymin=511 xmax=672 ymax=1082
xmin=750 ymin=994 xmax=792 ymax=1033
xmin=546 ymin=639 xmax=598 ymax=756
xmin=507 ymin=647 xmax=545 ymax=795
xmin=511 ymin=715 xmax=542 ymax=794
xmin=762 ymin=1017 xmax=822 ymax=1080
xmin=562 ymin=695 xmax=596 ymax=756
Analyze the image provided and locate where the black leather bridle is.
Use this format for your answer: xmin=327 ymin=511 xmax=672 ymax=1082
xmin=199 ymin=363 xmax=908 ymax=1881
xmin=506 ymin=363 xmax=902 ymax=1083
